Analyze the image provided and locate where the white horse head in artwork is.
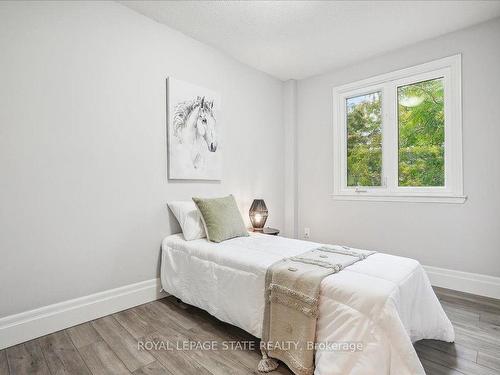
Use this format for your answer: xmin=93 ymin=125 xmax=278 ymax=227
xmin=173 ymin=96 xmax=217 ymax=169
xmin=195 ymin=97 xmax=217 ymax=152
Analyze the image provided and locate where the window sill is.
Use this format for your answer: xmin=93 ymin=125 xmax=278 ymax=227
xmin=330 ymin=193 xmax=467 ymax=204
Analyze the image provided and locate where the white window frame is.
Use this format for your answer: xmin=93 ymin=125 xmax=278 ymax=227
xmin=332 ymin=54 xmax=465 ymax=203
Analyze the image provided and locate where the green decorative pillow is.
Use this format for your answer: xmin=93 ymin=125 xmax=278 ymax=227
xmin=192 ymin=195 xmax=249 ymax=243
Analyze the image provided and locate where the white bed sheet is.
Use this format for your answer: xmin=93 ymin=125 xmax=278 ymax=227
xmin=161 ymin=233 xmax=454 ymax=375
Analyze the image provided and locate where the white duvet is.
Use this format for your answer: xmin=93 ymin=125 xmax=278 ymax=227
xmin=161 ymin=233 xmax=454 ymax=375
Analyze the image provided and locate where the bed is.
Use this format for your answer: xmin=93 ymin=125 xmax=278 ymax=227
xmin=161 ymin=232 xmax=454 ymax=375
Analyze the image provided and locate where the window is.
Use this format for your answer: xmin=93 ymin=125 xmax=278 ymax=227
xmin=332 ymin=55 xmax=464 ymax=203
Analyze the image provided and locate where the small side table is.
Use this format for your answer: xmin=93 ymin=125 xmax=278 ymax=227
xmin=261 ymin=227 xmax=280 ymax=236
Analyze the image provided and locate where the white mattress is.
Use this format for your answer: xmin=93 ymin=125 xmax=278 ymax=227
xmin=161 ymin=233 xmax=454 ymax=375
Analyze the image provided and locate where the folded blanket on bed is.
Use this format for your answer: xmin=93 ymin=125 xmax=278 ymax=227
xmin=259 ymin=246 xmax=375 ymax=375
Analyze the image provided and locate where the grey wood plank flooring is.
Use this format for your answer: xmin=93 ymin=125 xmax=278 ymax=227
xmin=1 ymin=287 xmax=499 ymax=375
xmin=141 ymin=331 xmax=213 ymax=375
xmin=92 ymin=316 xmax=155 ymax=372
xmin=67 ymin=323 xmax=102 ymax=349
xmin=415 ymin=344 xmax=498 ymax=375
xmin=37 ymin=330 xmax=91 ymax=375
xmin=477 ymin=352 xmax=500 ymax=373
xmin=0 ymin=350 xmax=9 ymax=375
xmin=6 ymin=341 xmax=51 ymax=375
xmin=132 ymin=361 xmax=171 ymax=375
xmin=78 ymin=341 xmax=130 ymax=375
xmin=114 ymin=308 xmax=157 ymax=340
xmin=419 ymin=358 xmax=465 ymax=375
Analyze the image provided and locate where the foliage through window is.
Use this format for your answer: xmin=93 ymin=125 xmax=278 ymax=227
xmin=333 ymin=55 xmax=464 ymax=203
xmin=398 ymin=79 xmax=444 ymax=187
xmin=346 ymin=92 xmax=382 ymax=187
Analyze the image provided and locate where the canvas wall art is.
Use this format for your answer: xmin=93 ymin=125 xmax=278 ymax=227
xmin=167 ymin=77 xmax=221 ymax=180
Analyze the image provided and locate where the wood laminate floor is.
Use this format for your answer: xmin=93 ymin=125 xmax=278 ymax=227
xmin=1 ymin=287 xmax=499 ymax=375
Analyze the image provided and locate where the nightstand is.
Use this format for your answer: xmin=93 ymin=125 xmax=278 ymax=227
xmin=261 ymin=227 xmax=280 ymax=236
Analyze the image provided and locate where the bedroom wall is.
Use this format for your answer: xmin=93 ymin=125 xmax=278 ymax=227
xmin=0 ymin=1 xmax=284 ymax=318
xmin=296 ymin=18 xmax=500 ymax=277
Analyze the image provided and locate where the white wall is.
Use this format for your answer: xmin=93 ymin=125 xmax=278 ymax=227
xmin=296 ymin=18 xmax=500 ymax=277
xmin=282 ymin=80 xmax=297 ymax=238
xmin=0 ymin=1 xmax=284 ymax=318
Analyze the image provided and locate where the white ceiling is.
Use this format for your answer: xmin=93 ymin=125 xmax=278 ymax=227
xmin=120 ymin=1 xmax=500 ymax=81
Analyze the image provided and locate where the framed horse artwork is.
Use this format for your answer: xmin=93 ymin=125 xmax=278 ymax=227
xmin=167 ymin=77 xmax=221 ymax=180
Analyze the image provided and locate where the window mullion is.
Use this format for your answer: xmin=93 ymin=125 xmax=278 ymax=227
xmin=382 ymin=82 xmax=397 ymax=192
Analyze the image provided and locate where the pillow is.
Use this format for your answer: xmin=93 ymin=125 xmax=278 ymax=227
xmin=192 ymin=195 xmax=249 ymax=243
xmin=167 ymin=201 xmax=206 ymax=241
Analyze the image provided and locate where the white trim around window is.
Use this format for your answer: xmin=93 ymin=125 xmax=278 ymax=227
xmin=332 ymin=54 xmax=465 ymax=203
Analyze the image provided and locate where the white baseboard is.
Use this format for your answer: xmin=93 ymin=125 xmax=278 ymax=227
xmin=424 ymin=265 xmax=500 ymax=300
xmin=0 ymin=278 xmax=166 ymax=350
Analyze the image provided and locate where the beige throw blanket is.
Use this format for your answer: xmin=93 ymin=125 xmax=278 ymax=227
xmin=259 ymin=246 xmax=375 ymax=375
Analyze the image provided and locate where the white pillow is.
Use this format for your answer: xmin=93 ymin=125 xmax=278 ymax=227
xmin=167 ymin=201 xmax=206 ymax=241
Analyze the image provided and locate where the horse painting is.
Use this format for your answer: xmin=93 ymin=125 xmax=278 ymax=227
xmin=173 ymin=96 xmax=217 ymax=170
xmin=168 ymin=78 xmax=221 ymax=180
